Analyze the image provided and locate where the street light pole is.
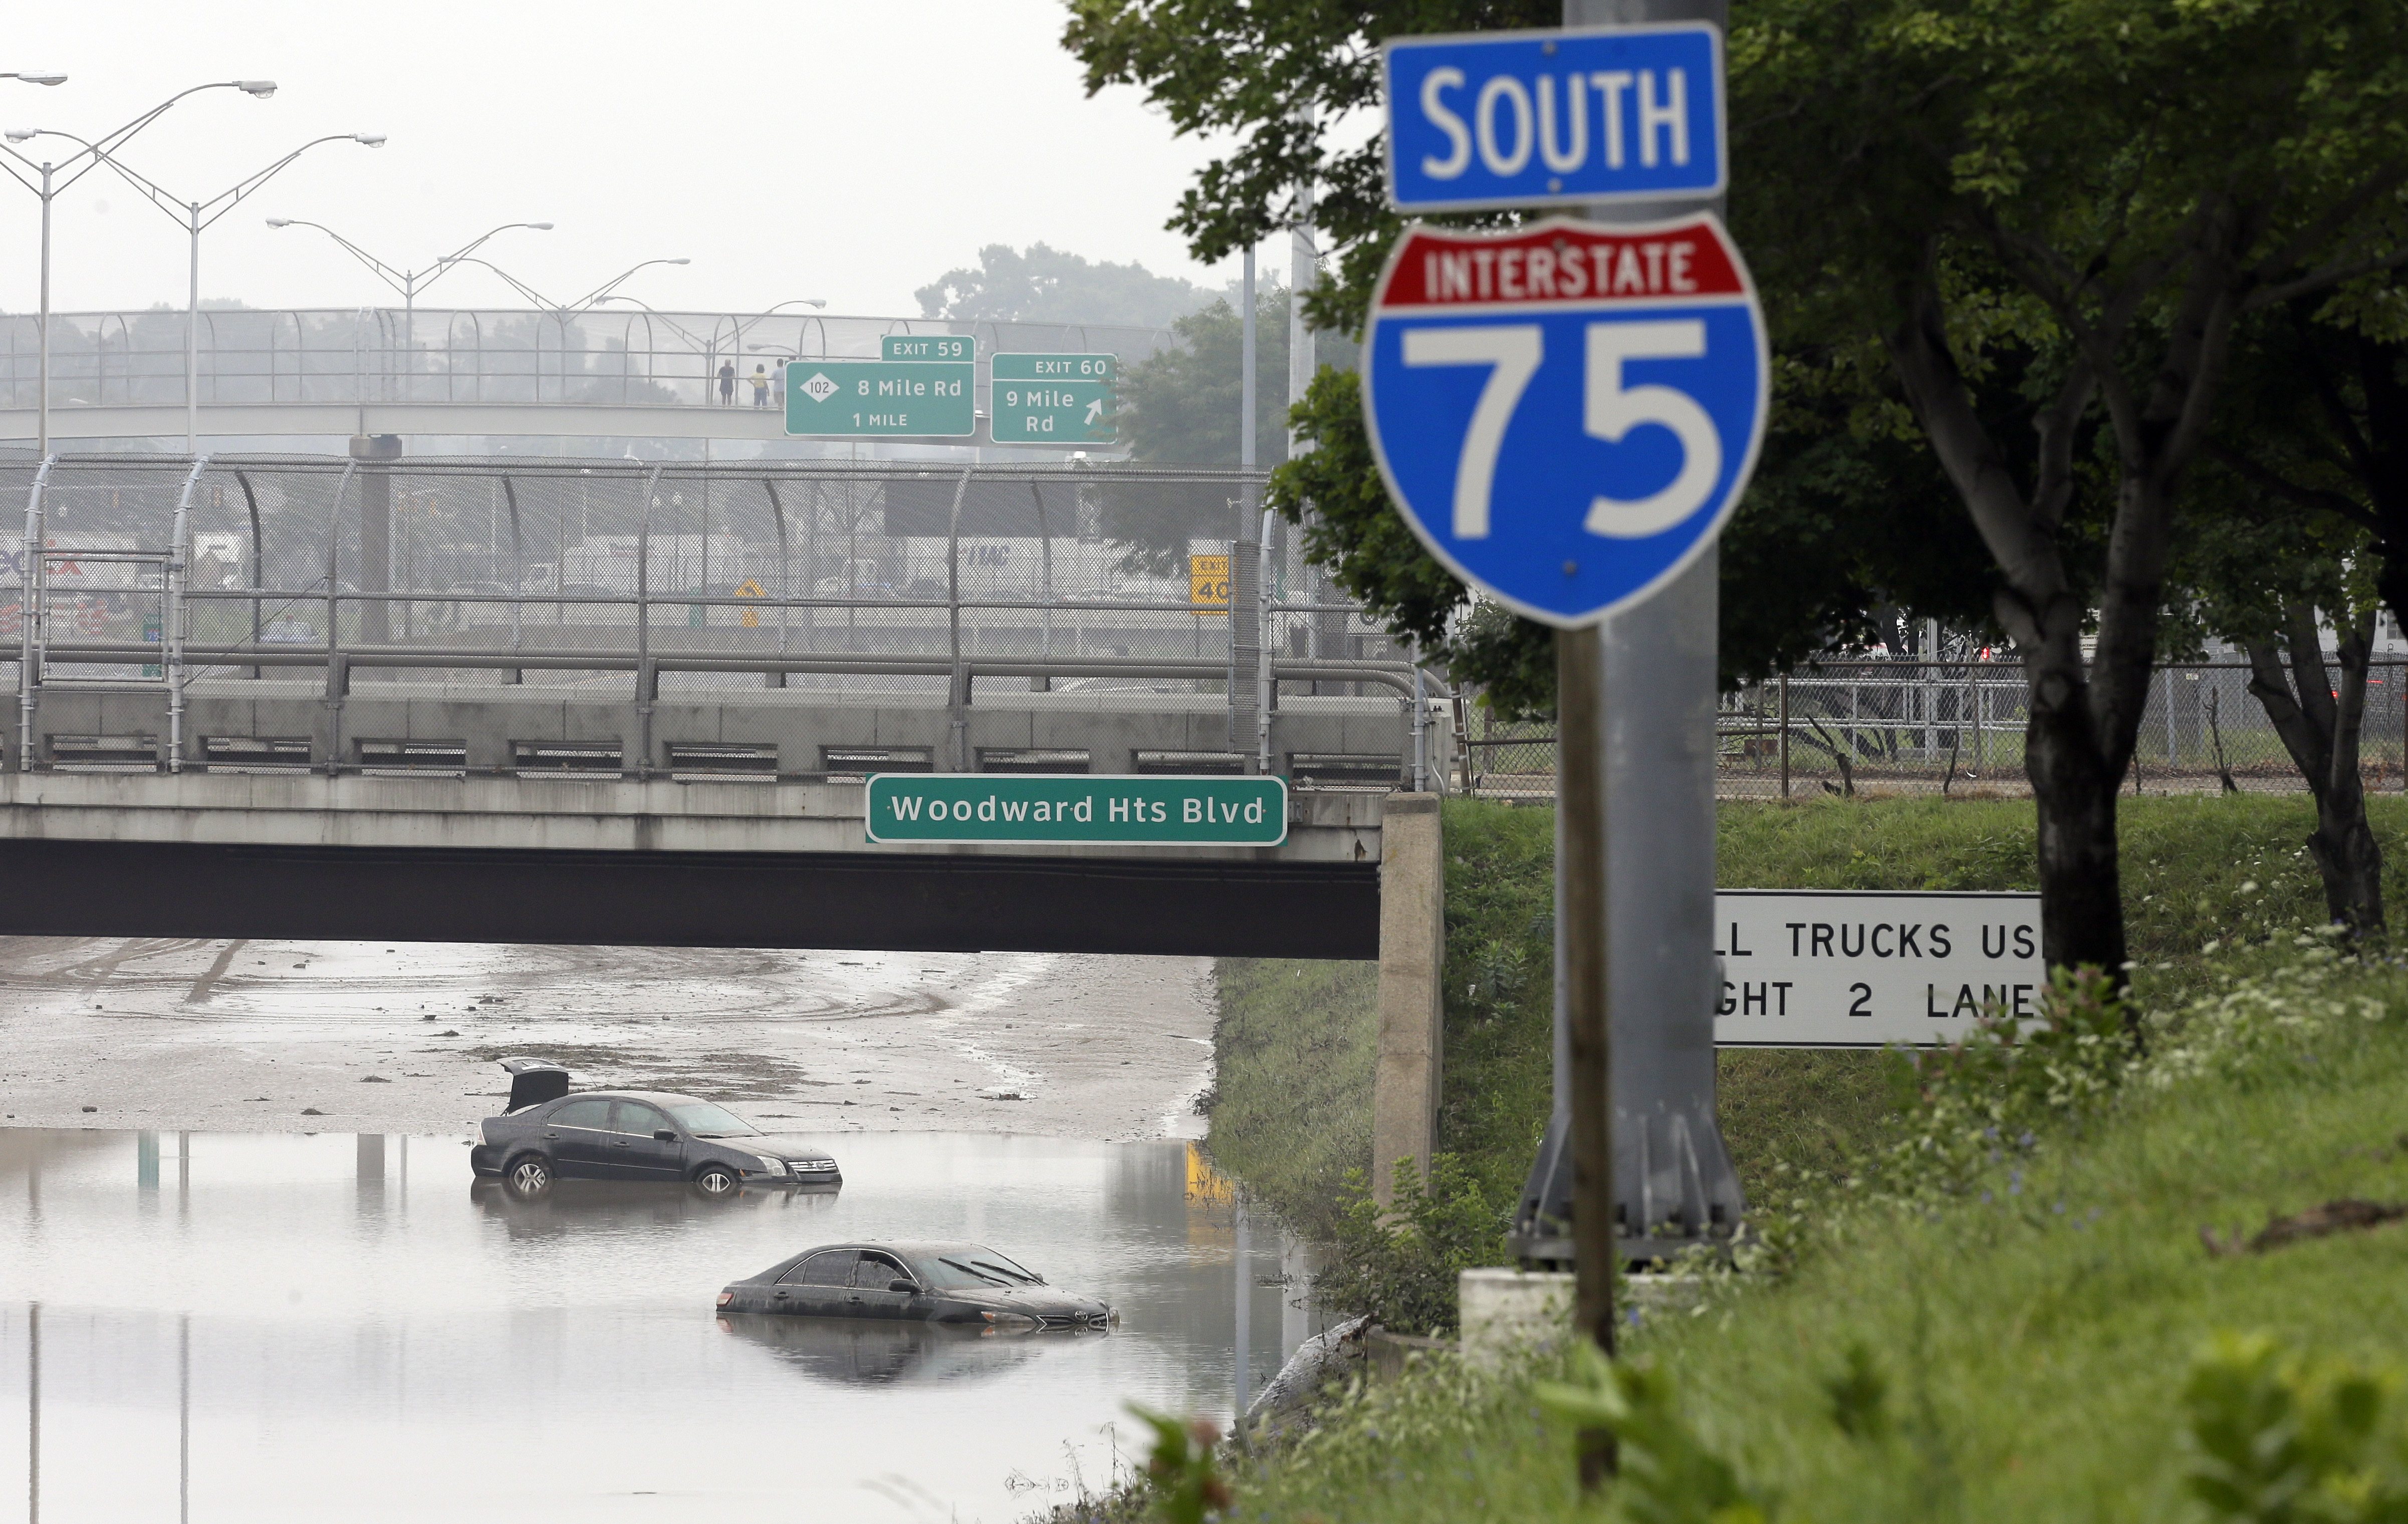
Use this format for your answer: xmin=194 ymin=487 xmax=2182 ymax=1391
xmin=266 ymin=218 xmax=552 ymax=397
xmin=79 ymin=130 xmax=387 ymax=450
xmin=2 ymin=78 xmax=280 ymax=456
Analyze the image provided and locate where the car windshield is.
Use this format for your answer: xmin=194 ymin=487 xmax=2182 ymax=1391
xmin=915 ymin=1247 xmax=1046 ymax=1291
xmin=663 ymin=1101 xmax=759 ymax=1138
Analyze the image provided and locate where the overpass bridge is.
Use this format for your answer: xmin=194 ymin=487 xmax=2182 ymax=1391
xmin=0 ymin=447 xmax=1456 ymax=1198
xmin=0 ymin=305 xmax=1176 ymax=451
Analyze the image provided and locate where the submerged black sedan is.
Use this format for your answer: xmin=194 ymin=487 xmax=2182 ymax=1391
xmin=717 ymin=1241 xmax=1114 ymax=1332
xmin=469 ymin=1063 xmax=839 ymax=1197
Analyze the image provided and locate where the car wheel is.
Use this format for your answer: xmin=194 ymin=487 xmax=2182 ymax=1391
xmin=692 ymin=1162 xmax=741 ymax=1197
xmin=504 ymin=1153 xmax=553 ymax=1198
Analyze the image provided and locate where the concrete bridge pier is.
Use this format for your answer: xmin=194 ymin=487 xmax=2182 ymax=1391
xmin=350 ymin=434 xmax=403 ymax=644
xmin=1371 ymin=793 xmax=1443 ymax=1206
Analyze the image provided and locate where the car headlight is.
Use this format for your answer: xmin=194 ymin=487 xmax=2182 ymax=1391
xmin=981 ymin=1309 xmax=1043 ymax=1335
xmin=753 ymin=1154 xmax=788 ymax=1175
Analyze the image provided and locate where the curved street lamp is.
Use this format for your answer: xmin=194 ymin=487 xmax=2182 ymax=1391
xmin=267 ymin=216 xmax=553 ymax=335
xmin=0 ymin=79 xmax=281 ymax=455
xmin=16 ymin=122 xmax=381 ymax=451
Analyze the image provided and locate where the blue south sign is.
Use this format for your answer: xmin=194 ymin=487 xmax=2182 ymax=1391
xmin=1362 ymin=213 xmax=1769 ymax=628
xmin=1384 ymin=23 xmax=1724 ymax=211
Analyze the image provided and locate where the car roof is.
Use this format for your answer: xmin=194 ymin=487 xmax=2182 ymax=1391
xmin=553 ymin=1090 xmax=706 ymax=1105
xmin=790 ymin=1241 xmax=1006 ymax=1260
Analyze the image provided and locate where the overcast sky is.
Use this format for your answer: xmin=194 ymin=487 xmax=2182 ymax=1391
xmin=0 ymin=1 xmax=1247 ymax=319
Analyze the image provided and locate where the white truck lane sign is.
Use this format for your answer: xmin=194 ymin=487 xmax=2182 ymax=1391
xmin=1713 ymin=890 xmax=2043 ymax=1047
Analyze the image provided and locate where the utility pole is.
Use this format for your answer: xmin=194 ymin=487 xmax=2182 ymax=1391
xmin=1233 ymin=245 xmax=1261 ymax=768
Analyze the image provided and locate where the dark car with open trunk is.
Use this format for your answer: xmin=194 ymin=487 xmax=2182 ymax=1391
xmin=469 ymin=1060 xmax=839 ymax=1197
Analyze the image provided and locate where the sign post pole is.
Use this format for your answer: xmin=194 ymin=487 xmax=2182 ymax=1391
xmin=1371 ymin=4 xmax=1752 ymax=1447
xmin=1558 ymin=620 xmax=1617 ymax=1482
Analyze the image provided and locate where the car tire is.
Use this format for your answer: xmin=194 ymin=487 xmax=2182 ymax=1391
xmin=503 ymin=1153 xmax=554 ymax=1198
xmin=691 ymin=1162 xmax=741 ymax=1198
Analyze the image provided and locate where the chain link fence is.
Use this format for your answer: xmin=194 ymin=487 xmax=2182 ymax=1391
xmin=0 ymin=307 xmax=1178 ymax=413
xmin=0 ymin=452 xmax=1439 ymax=782
xmin=1456 ymin=658 xmax=2408 ymax=802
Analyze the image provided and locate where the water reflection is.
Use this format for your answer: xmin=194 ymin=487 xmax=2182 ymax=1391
xmin=717 ymin=1313 xmax=1073 ymax=1388
xmin=0 ymin=1129 xmax=1320 ymax=1523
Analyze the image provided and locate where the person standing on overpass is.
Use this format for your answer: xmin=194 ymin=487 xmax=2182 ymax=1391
xmin=751 ymin=364 xmax=771 ymax=408
xmin=771 ymin=364 xmax=786 ymax=410
xmin=717 ymin=359 xmax=737 ymax=405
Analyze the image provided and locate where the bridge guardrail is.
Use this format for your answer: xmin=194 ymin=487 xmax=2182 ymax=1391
xmin=0 ymin=453 xmax=1447 ymax=786
xmin=0 ymin=307 xmax=1179 ymax=413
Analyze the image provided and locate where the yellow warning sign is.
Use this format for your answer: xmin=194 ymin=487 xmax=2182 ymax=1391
xmin=735 ymin=578 xmax=766 ymax=627
xmin=1188 ymin=554 xmax=1229 ymax=617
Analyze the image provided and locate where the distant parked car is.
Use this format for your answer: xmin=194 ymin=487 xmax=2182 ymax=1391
xmin=715 ymin=1240 xmax=1113 ymax=1331
xmin=469 ymin=1060 xmax=839 ymax=1197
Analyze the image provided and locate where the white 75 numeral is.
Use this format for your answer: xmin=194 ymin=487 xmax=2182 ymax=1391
xmin=1401 ymin=319 xmax=1721 ymax=541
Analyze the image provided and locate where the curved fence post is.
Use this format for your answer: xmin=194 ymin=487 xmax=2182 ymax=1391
xmin=946 ymin=467 xmax=973 ymax=772
xmin=165 ymin=454 xmax=210 ymax=773
xmin=17 ymin=453 xmax=55 ymax=772
xmin=762 ymin=476 xmax=789 ymax=689
xmin=235 ymin=469 xmax=262 ymax=677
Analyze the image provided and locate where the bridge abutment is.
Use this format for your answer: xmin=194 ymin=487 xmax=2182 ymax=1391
xmin=1371 ymin=792 xmax=1443 ymax=1208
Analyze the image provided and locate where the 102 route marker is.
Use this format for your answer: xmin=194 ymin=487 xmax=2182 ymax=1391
xmin=1384 ymin=23 xmax=1725 ymax=211
xmin=1361 ymin=212 xmax=1767 ymax=627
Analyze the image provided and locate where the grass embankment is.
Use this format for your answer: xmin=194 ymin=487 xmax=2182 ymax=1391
xmin=1207 ymin=794 xmax=2408 ymax=1237
xmin=1211 ymin=951 xmax=2408 ymax=1521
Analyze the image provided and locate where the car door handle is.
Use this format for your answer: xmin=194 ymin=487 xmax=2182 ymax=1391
xmin=542 ymin=1132 xmax=559 ymax=1139
xmin=772 ymin=1291 xmax=788 ymax=1300
xmin=611 ymin=1139 xmax=631 ymax=1148
xmin=845 ymin=1295 xmax=864 ymax=1304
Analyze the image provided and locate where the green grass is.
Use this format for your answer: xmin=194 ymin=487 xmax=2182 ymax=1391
xmin=1210 ymin=955 xmax=2408 ymax=1522
xmin=1207 ymin=793 xmax=2408 ymax=1229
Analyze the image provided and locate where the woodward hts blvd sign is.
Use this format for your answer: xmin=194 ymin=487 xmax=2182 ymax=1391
xmin=864 ymin=775 xmax=1288 ymax=847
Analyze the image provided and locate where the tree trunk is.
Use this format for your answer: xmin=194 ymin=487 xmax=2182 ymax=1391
xmin=2023 ymin=649 xmax=2130 ymax=977
xmin=2243 ymin=602 xmax=2384 ymax=939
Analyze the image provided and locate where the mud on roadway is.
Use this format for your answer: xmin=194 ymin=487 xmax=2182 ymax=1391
xmin=0 ymin=936 xmax=1218 ymax=1142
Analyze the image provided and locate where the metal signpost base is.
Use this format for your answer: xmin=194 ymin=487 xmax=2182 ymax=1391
xmin=1510 ymin=546 xmax=1746 ymax=1265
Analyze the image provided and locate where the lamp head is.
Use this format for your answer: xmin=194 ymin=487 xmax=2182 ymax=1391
xmin=530 ymin=221 xmax=554 ymax=230
xmin=265 ymin=217 xmax=292 ymax=227
xmin=235 ymin=80 xmax=278 ymax=98
xmin=668 ymin=258 xmax=690 ymax=266
xmin=3 ymin=129 xmax=35 ymax=144
xmin=353 ymin=133 xmax=386 ymax=146
xmin=16 ymin=73 xmax=66 ymax=88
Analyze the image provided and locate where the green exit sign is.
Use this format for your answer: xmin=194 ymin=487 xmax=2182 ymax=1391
xmin=882 ymin=334 xmax=974 ymax=362
xmin=785 ymin=360 xmax=975 ymax=437
xmin=864 ymin=774 xmax=1287 ymax=846
xmin=991 ymin=353 xmax=1117 ymax=445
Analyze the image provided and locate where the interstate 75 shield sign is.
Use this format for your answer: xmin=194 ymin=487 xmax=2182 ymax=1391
xmin=1361 ymin=213 xmax=1768 ymax=627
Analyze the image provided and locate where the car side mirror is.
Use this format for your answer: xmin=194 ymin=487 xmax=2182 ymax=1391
xmin=654 ymin=1130 xmax=676 ymax=1143
xmin=889 ymin=1279 xmax=919 ymax=1295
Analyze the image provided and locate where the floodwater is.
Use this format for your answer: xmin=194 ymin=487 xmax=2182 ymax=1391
xmin=0 ymin=1129 xmax=1318 ymax=1523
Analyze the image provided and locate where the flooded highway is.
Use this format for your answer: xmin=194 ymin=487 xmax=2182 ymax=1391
xmin=0 ymin=1129 xmax=1318 ymax=1523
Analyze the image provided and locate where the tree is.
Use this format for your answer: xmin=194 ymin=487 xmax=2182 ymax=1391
xmin=1071 ymin=1 xmax=2408 ymax=982
xmin=1731 ymin=0 xmax=2408 ymax=981
xmin=2172 ymin=491 xmax=2384 ymax=937
xmin=913 ymin=242 xmax=1223 ymax=327
xmin=2168 ymin=295 xmax=2408 ymax=939
xmin=1102 ymin=287 xmax=1296 ymax=573
xmin=1120 ymin=289 xmax=1294 ymax=468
